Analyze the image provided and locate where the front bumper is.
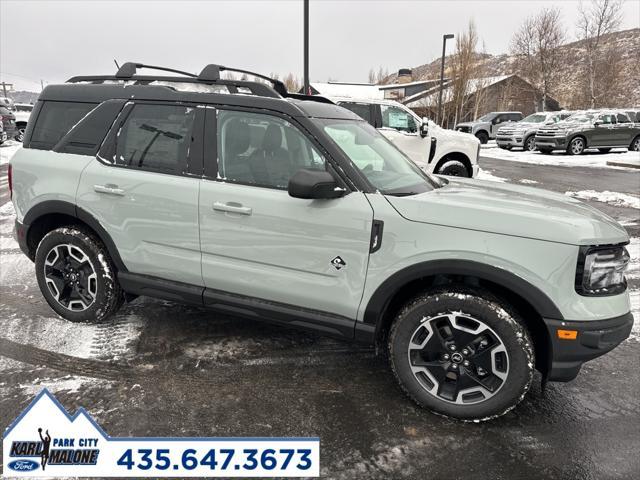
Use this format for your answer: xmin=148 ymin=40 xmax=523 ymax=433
xmin=496 ymin=135 xmax=524 ymax=148
xmin=534 ymin=136 xmax=567 ymax=150
xmin=544 ymin=312 xmax=634 ymax=381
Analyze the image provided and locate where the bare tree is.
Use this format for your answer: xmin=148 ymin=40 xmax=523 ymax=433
xmin=448 ymin=20 xmax=481 ymax=125
xmin=577 ymin=0 xmax=623 ymax=108
xmin=283 ymin=73 xmax=300 ymax=92
xmin=375 ymin=66 xmax=389 ymax=83
xmin=368 ymin=68 xmax=376 ymax=84
xmin=511 ymin=7 xmax=565 ymax=111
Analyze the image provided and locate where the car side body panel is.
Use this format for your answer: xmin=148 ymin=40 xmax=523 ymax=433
xmin=356 ymin=194 xmax=631 ymax=324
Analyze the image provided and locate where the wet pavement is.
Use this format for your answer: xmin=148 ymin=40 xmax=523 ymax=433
xmin=1 ymin=143 xmax=639 ymax=479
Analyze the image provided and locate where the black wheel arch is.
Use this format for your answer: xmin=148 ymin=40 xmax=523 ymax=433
xmin=22 ymin=200 xmax=127 ymax=272
xmin=362 ymin=259 xmax=562 ymax=376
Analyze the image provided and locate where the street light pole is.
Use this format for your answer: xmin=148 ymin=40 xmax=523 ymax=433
xmin=303 ymin=0 xmax=310 ymax=94
xmin=437 ymin=33 xmax=454 ymax=127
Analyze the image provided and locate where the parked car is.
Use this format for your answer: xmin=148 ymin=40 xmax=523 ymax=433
xmin=455 ymin=112 xmax=523 ymax=144
xmin=12 ymin=103 xmax=34 ymax=142
xmin=333 ymin=97 xmax=479 ymax=177
xmin=496 ymin=111 xmax=573 ymax=151
xmin=0 ymin=122 xmax=6 ymax=144
xmin=535 ymin=110 xmax=640 ymax=154
xmin=10 ymin=62 xmax=633 ymax=421
xmin=0 ymin=106 xmax=16 ymax=144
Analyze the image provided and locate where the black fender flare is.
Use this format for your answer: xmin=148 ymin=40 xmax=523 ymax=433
xmin=22 ymin=200 xmax=128 ymax=272
xmin=363 ymin=259 xmax=564 ymax=328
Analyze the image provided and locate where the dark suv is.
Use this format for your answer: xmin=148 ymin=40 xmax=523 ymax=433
xmin=535 ymin=111 xmax=640 ymax=155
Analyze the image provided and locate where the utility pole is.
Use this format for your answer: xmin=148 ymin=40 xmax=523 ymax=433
xmin=1 ymin=81 xmax=14 ymax=98
xmin=436 ymin=34 xmax=454 ymax=126
xmin=303 ymin=0 xmax=310 ymax=95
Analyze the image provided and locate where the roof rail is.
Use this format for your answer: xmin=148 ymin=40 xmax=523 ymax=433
xmin=66 ymin=62 xmax=331 ymax=105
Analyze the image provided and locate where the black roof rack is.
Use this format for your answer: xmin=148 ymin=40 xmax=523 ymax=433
xmin=67 ymin=62 xmax=291 ymax=99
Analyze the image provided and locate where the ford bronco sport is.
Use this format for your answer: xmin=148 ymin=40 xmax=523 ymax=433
xmin=455 ymin=111 xmax=523 ymax=144
xmin=10 ymin=63 xmax=634 ymax=420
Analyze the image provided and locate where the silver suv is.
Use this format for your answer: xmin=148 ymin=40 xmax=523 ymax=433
xmin=10 ymin=63 xmax=634 ymax=421
xmin=496 ymin=111 xmax=573 ymax=151
xmin=455 ymin=111 xmax=523 ymax=144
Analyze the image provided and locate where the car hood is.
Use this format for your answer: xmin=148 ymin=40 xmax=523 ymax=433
xmin=385 ymin=178 xmax=628 ymax=246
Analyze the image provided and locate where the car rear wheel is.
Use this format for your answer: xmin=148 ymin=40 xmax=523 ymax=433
xmin=389 ymin=287 xmax=534 ymax=421
xmin=35 ymin=226 xmax=125 ymax=322
xmin=15 ymin=125 xmax=26 ymax=142
xmin=567 ymin=137 xmax=585 ymax=155
xmin=630 ymin=136 xmax=640 ymax=152
xmin=524 ymin=136 xmax=536 ymax=152
xmin=475 ymin=131 xmax=489 ymax=144
xmin=437 ymin=160 xmax=469 ymax=177
xmin=598 ymin=148 xmax=612 ymax=153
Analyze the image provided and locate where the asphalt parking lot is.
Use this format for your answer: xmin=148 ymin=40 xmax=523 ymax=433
xmin=1 ymin=143 xmax=639 ymax=479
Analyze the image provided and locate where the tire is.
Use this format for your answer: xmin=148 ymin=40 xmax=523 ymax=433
xmin=35 ymin=226 xmax=124 ymax=322
xmin=15 ymin=125 xmax=26 ymax=143
xmin=437 ymin=160 xmax=469 ymax=177
xmin=523 ymin=136 xmax=536 ymax=152
xmin=389 ymin=286 xmax=534 ymax=421
xmin=567 ymin=137 xmax=585 ymax=155
xmin=597 ymin=148 xmax=611 ymax=153
xmin=475 ymin=131 xmax=489 ymax=144
xmin=629 ymin=135 xmax=640 ymax=152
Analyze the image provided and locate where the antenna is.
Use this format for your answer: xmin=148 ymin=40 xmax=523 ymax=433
xmin=114 ymin=59 xmax=120 ymax=69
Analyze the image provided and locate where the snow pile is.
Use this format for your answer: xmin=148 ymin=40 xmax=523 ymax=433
xmin=481 ymin=142 xmax=640 ymax=169
xmin=476 ymin=168 xmax=507 ymax=183
xmin=565 ymin=190 xmax=640 ymax=209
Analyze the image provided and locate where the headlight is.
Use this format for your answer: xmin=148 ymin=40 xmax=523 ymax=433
xmin=576 ymin=245 xmax=630 ymax=296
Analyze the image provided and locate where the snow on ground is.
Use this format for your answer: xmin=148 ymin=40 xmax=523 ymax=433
xmin=476 ymin=168 xmax=507 ymax=182
xmin=481 ymin=141 xmax=640 ymax=169
xmin=565 ymin=190 xmax=640 ymax=210
xmin=0 ymin=141 xmax=21 ymax=165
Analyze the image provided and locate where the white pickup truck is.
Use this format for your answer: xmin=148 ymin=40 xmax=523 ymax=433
xmin=332 ymin=97 xmax=480 ymax=177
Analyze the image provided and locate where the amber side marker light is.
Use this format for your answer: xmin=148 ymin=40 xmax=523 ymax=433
xmin=557 ymin=329 xmax=578 ymax=340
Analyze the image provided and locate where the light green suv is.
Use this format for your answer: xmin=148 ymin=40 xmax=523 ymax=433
xmin=10 ymin=63 xmax=634 ymax=420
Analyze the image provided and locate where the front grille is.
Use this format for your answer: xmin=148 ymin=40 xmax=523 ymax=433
xmin=498 ymin=128 xmax=515 ymax=135
xmin=536 ymin=128 xmax=558 ymax=137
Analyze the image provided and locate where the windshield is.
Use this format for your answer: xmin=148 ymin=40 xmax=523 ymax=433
xmin=566 ymin=113 xmax=594 ymax=123
xmin=316 ymin=119 xmax=439 ymax=195
xmin=477 ymin=113 xmax=495 ymax=122
xmin=521 ymin=113 xmax=547 ymax=123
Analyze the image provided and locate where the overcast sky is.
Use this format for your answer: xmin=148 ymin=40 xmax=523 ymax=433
xmin=1 ymin=0 xmax=639 ymax=91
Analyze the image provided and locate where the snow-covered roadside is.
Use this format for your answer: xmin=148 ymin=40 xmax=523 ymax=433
xmin=481 ymin=141 xmax=639 ymax=169
xmin=0 ymin=141 xmax=21 ymax=165
xmin=476 ymin=168 xmax=507 ymax=182
xmin=565 ymin=190 xmax=640 ymax=210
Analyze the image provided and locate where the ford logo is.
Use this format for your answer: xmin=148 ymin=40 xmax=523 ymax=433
xmin=8 ymin=459 xmax=39 ymax=471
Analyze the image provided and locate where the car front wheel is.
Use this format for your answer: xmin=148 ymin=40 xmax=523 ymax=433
xmin=567 ymin=137 xmax=585 ymax=155
xmin=437 ymin=160 xmax=469 ymax=177
xmin=630 ymin=135 xmax=640 ymax=152
xmin=389 ymin=287 xmax=534 ymax=421
xmin=524 ymin=136 xmax=536 ymax=152
xmin=35 ymin=226 xmax=125 ymax=322
xmin=15 ymin=126 xmax=26 ymax=142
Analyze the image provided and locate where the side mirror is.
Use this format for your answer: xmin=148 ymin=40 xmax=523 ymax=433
xmin=288 ymin=169 xmax=345 ymax=200
xmin=420 ymin=121 xmax=429 ymax=138
xmin=594 ymin=120 xmax=603 ymax=126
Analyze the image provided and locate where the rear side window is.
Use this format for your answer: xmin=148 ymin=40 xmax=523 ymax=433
xmin=30 ymin=101 xmax=97 ymax=149
xmin=114 ymin=104 xmax=196 ymax=174
xmin=339 ymin=102 xmax=373 ymax=126
xmin=616 ymin=113 xmax=630 ymax=123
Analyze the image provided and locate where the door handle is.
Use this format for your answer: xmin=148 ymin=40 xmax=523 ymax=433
xmin=212 ymin=201 xmax=252 ymax=215
xmin=94 ymin=184 xmax=125 ymax=196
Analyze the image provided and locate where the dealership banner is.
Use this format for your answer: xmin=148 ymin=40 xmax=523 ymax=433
xmin=2 ymin=389 xmax=319 ymax=477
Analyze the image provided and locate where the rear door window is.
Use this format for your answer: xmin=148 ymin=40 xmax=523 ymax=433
xmin=113 ymin=104 xmax=196 ymax=174
xmin=29 ymin=101 xmax=97 ymax=149
xmin=339 ymin=102 xmax=374 ymax=126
